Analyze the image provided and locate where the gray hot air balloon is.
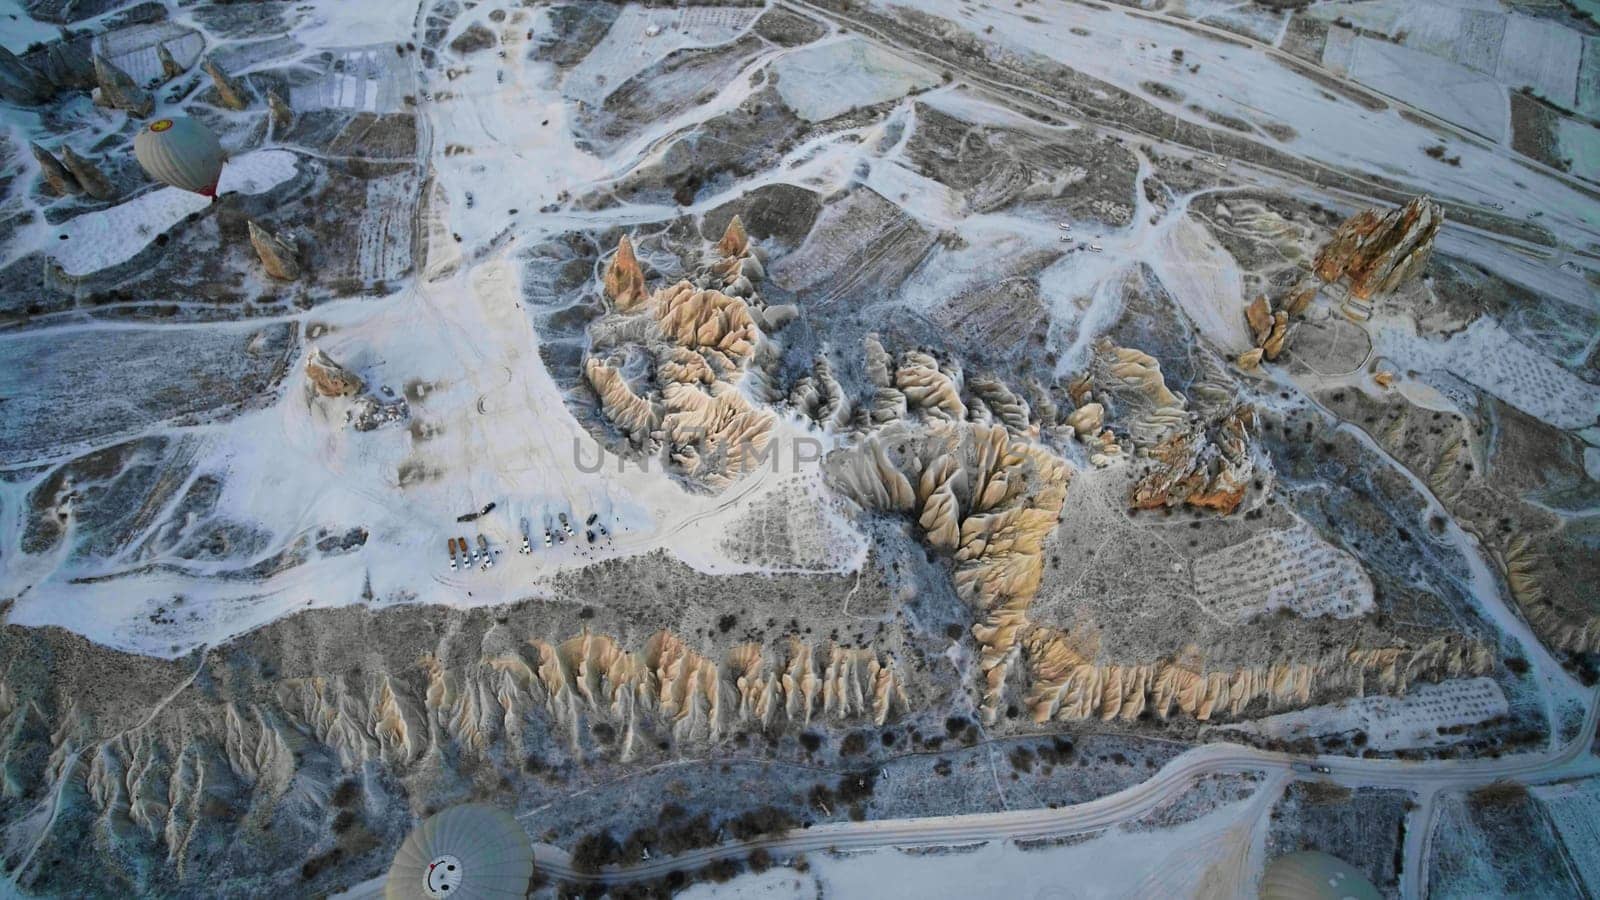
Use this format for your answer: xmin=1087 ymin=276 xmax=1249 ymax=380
xmin=384 ymin=804 xmax=535 ymax=899
xmin=133 ymin=116 xmax=226 ymax=196
xmin=1260 ymin=851 xmax=1381 ymax=900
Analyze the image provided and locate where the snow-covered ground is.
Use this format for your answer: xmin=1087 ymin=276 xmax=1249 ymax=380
xmin=877 ymin=0 xmax=1600 ymax=244
xmin=1312 ymin=0 xmax=1585 ymax=109
xmin=563 ymin=5 xmax=762 ymax=107
xmin=773 ymin=36 xmax=940 ymax=122
xmin=680 ymin=782 xmax=1271 ymax=899
xmin=1326 ymin=34 xmax=1507 ymax=141
xmin=1215 ymin=678 xmax=1510 ymax=752
xmin=44 ymin=150 xmax=299 ymax=277
xmin=1532 ymin=777 xmax=1600 ymax=894
xmin=0 ymin=4 xmax=871 ymax=657
xmin=1377 ymin=315 xmax=1600 ymax=431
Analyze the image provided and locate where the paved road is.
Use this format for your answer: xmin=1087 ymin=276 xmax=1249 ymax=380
xmin=315 ymin=2 xmax=1600 ymax=895
xmin=518 ymin=686 xmax=1597 ymax=886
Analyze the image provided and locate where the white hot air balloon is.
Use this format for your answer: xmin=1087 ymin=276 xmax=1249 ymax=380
xmin=133 ymin=116 xmax=227 ymax=197
xmin=385 ymin=804 xmax=535 ymax=899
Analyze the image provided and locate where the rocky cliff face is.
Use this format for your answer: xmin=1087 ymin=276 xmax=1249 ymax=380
xmin=0 ymin=46 xmax=53 ymax=105
xmin=1313 ymin=196 xmax=1442 ymax=299
xmin=826 ymin=420 xmax=1071 ymax=722
xmin=0 ymin=607 xmax=907 ymax=897
xmin=157 ymin=42 xmax=185 ymax=81
xmin=1509 ymin=533 xmax=1600 ymax=655
xmin=1020 ymin=630 xmax=1492 ymax=722
xmin=1130 ymin=406 xmax=1257 ymax=515
xmin=267 ymin=89 xmax=293 ymax=129
xmin=1079 ymin=341 xmax=1266 ymax=515
xmin=602 ymin=233 xmax=649 ymax=311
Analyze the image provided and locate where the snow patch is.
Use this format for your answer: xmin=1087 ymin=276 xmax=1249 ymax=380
xmin=1378 ymin=316 xmax=1600 ymax=430
xmin=47 ymin=150 xmax=299 ymax=277
xmin=563 ymin=5 xmax=762 ymax=107
xmin=773 ymin=37 xmax=940 ymax=123
xmin=1215 ymin=677 xmax=1508 ymax=751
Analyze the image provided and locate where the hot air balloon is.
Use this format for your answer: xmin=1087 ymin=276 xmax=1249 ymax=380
xmin=385 ymin=804 xmax=535 ymax=899
xmin=1260 ymin=851 xmax=1381 ymax=900
xmin=133 ymin=116 xmax=226 ymax=197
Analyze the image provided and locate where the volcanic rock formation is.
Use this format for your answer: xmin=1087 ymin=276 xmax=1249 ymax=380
xmin=156 ymin=42 xmax=184 ymax=81
xmin=1020 ymin=630 xmax=1493 ymax=722
xmin=36 ymin=37 xmax=95 ymax=91
xmin=0 ymin=619 xmax=906 ymax=896
xmin=584 ymin=227 xmax=779 ymax=488
xmin=1507 ymin=533 xmax=1600 ymax=655
xmin=305 ymin=347 xmax=363 ymax=397
xmin=266 ymin=89 xmax=293 ymax=129
xmin=92 ymin=54 xmax=152 ymax=116
xmin=826 ymin=421 xmax=1071 ymax=721
xmin=203 ymin=58 xmax=248 ymax=110
xmin=30 ymin=143 xmax=79 ymax=196
xmin=0 ymin=46 xmax=52 ymax=105
xmin=603 ymin=234 xmax=648 ymax=311
xmin=710 ymin=215 xmax=766 ymax=298
xmin=1314 ymin=196 xmax=1442 ymax=299
xmin=788 ymin=354 xmax=851 ymax=429
xmin=248 ymin=221 xmax=301 ymax=280
xmin=1074 ymin=341 xmax=1266 ymax=514
xmin=1130 ymin=406 xmax=1258 ymax=514
xmin=59 ymin=146 xmax=114 ymax=201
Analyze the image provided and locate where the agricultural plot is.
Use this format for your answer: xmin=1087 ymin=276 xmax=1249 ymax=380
xmin=337 ymin=172 xmax=416 ymax=284
xmin=1192 ymin=523 xmax=1374 ymax=623
xmin=1172 ymin=0 xmax=1285 ymax=44
xmin=561 ymin=4 xmax=761 ymax=108
xmin=1532 ymin=777 xmax=1600 ymax=896
xmin=719 ymin=473 xmax=868 ymax=573
xmin=768 ymin=187 xmax=936 ymax=308
xmin=1429 ymin=790 xmax=1581 ymax=897
xmin=1218 ymin=677 xmax=1508 ymax=751
xmin=1198 ymin=8 xmax=1283 ymax=44
xmin=290 ymin=45 xmax=414 ymax=114
xmin=47 ymin=150 xmax=299 ymax=277
xmin=1496 ymin=16 xmax=1582 ymax=110
xmin=772 ymin=37 xmax=940 ymax=123
xmin=1392 ymin=6 xmax=1505 ymax=75
xmin=1265 ymin=786 xmax=1407 ymax=895
xmin=1315 ymin=2 xmax=1586 ymax=129
xmin=1556 ymin=117 xmax=1600 ymax=182
xmin=0 ymin=323 xmax=297 ymax=465
xmin=1337 ymin=36 xmax=1507 ymax=141
xmin=1580 ymin=37 xmax=1600 ymax=120
xmin=1381 ymin=317 xmax=1600 ymax=431
xmin=94 ymin=22 xmax=204 ymax=86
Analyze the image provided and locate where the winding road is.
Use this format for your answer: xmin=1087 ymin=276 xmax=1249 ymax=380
xmin=492 ymin=685 xmax=1598 ymax=889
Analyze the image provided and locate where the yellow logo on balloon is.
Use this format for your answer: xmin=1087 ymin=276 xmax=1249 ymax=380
xmin=150 ymin=119 xmax=174 ymax=132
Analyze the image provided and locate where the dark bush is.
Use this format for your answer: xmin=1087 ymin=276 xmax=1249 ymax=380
xmin=726 ymin=806 xmax=797 ymax=841
xmin=571 ymin=830 xmax=622 ymax=874
xmin=837 ymin=770 xmax=877 ymax=804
